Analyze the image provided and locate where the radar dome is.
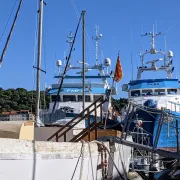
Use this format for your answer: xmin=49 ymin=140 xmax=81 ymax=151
xmin=56 ymin=60 xmax=62 ymax=67
xmin=168 ymin=51 xmax=173 ymax=58
xmin=104 ymin=58 xmax=111 ymax=66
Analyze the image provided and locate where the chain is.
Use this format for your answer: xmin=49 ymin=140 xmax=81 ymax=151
xmin=79 ymin=141 xmax=85 ymax=180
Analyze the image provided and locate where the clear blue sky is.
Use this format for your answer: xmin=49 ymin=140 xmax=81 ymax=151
xmin=0 ymin=0 xmax=180 ymax=98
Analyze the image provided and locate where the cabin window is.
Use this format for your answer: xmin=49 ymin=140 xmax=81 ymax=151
xmin=154 ymin=89 xmax=165 ymax=96
xmin=94 ymin=95 xmax=103 ymax=101
xmin=78 ymin=95 xmax=91 ymax=102
xmin=51 ymin=95 xmax=60 ymax=102
xmin=63 ymin=95 xmax=76 ymax=102
xmin=142 ymin=89 xmax=153 ymax=96
xmin=131 ymin=90 xmax=140 ymax=97
xmin=167 ymin=89 xmax=177 ymax=95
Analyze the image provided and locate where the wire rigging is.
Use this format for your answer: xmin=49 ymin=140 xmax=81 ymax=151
xmin=0 ymin=0 xmax=23 ymax=66
xmin=0 ymin=0 xmax=18 ymax=42
xmin=50 ymin=12 xmax=82 ymax=119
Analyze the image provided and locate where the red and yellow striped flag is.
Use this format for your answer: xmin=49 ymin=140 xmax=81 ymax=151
xmin=114 ymin=55 xmax=123 ymax=82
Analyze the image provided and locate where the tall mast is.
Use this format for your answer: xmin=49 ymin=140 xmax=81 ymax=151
xmin=35 ymin=0 xmax=44 ymax=126
xmin=82 ymin=10 xmax=86 ymax=111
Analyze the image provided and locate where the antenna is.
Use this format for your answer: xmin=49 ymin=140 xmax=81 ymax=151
xmin=141 ymin=24 xmax=144 ymax=52
xmin=141 ymin=24 xmax=162 ymax=54
xmin=93 ymin=25 xmax=102 ymax=65
xmin=66 ymin=31 xmax=74 ymax=64
xmin=130 ymin=29 xmax=134 ymax=80
xmin=156 ymin=20 xmax=158 ymax=34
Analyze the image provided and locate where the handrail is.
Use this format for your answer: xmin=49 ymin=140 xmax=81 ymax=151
xmin=47 ymin=96 xmax=106 ymax=141
xmin=70 ymin=121 xmax=96 ymax=142
xmin=70 ymin=121 xmax=103 ymax=142
xmin=57 ymin=100 xmax=106 ymax=141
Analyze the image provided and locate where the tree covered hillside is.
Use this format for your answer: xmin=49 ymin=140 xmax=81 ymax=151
xmin=0 ymin=87 xmax=128 ymax=114
xmin=0 ymin=88 xmax=50 ymax=113
xmin=112 ymin=98 xmax=128 ymax=112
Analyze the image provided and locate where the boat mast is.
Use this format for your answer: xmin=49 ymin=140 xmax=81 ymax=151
xmin=82 ymin=10 xmax=86 ymax=111
xmin=35 ymin=0 xmax=44 ymax=126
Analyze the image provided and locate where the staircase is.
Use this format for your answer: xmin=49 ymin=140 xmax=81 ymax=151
xmin=47 ymin=96 xmax=108 ymax=142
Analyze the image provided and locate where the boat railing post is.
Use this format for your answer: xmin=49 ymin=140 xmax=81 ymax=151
xmin=153 ymin=108 xmax=164 ymax=149
xmin=64 ymin=133 xmax=67 ymax=142
xmin=87 ymin=109 xmax=90 ymax=141
xmin=95 ymin=102 xmax=97 ymax=140
xmin=176 ymin=120 xmax=179 ymax=153
xmin=100 ymin=103 xmax=103 ymax=123
xmin=125 ymin=105 xmax=135 ymax=140
xmin=56 ymin=134 xmax=58 ymax=142
xmin=120 ymin=103 xmax=131 ymax=140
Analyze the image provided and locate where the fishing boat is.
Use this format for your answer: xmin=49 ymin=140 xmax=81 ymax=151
xmin=121 ymin=27 xmax=180 ymax=174
xmin=41 ymin=30 xmax=116 ymax=129
xmin=0 ymin=1 xmax=132 ymax=179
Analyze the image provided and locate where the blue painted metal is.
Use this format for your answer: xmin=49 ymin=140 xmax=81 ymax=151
xmin=54 ymin=75 xmax=112 ymax=79
xmin=48 ymin=87 xmax=106 ymax=95
xmin=154 ymin=110 xmax=180 ymax=148
xmin=135 ymin=103 xmax=180 ymax=149
xmin=129 ymin=79 xmax=179 ymax=90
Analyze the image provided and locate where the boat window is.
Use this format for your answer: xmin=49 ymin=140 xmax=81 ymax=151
xmin=94 ymin=95 xmax=103 ymax=101
xmin=167 ymin=89 xmax=177 ymax=95
xmin=131 ymin=90 xmax=140 ymax=97
xmin=51 ymin=95 xmax=60 ymax=102
xmin=63 ymin=95 xmax=76 ymax=102
xmin=78 ymin=95 xmax=91 ymax=102
xmin=154 ymin=89 xmax=165 ymax=96
xmin=142 ymin=89 xmax=153 ymax=96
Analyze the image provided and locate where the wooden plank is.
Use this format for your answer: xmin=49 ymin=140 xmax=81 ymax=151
xmin=83 ymin=129 xmax=121 ymax=141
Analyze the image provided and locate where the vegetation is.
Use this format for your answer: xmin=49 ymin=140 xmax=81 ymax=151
xmin=112 ymin=98 xmax=128 ymax=112
xmin=0 ymin=87 xmax=128 ymax=114
xmin=0 ymin=88 xmax=50 ymax=113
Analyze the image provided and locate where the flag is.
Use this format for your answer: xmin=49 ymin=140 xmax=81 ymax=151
xmin=114 ymin=55 xmax=123 ymax=82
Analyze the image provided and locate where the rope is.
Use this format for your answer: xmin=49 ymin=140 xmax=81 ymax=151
xmin=79 ymin=140 xmax=85 ymax=180
xmin=88 ymin=142 xmax=95 ymax=180
xmin=71 ymin=141 xmax=84 ymax=180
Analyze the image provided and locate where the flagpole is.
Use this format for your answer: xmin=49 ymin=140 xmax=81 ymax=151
xmin=104 ymin=53 xmax=119 ymax=130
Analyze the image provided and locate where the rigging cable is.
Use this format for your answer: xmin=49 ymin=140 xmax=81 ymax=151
xmin=71 ymin=0 xmax=96 ymax=62
xmin=0 ymin=0 xmax=23 ymax=67
xmin=32 ymin=0 xmax=39 ymax=113
xmin=0 ymin=0 xmax=18 ymax=41
xmin=50 ymin=12 xmax=82 ymax=119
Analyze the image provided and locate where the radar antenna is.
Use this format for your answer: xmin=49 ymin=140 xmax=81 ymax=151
xmin=137 ymin=25 xmax=174 ymax=80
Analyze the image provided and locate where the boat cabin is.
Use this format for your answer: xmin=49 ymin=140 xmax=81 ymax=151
xmin=48 ymin=82 xmax=107 ymax=103
xmin=123 ymin=79 xmax=180 ymax=98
